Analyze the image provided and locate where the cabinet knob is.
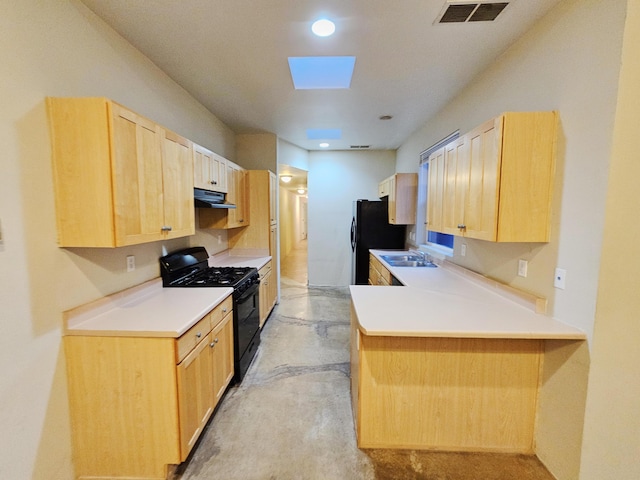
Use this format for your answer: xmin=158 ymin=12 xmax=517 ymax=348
xmin=214 ymin=338 xmax=219 ymax=344
xmin=210 ymin=180 xmax=217 ymax=185
xmin=222 ymin=308 xmax=227 ymax=313
xmin=239 ymin=219 xmax=244 ymax=223
xmin=161 ymin=225 xmax=173 ymax=232
xmin=210 ymin=342 xmax=215 ymax=348
xmin=196 ymin=332 xmax=202 ymax=338
xmin=457 ymin=224 xmax=466 ymax=229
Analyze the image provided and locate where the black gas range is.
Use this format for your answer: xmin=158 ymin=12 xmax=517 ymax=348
xmin=160 ymin=246 xmax=260 ymax=383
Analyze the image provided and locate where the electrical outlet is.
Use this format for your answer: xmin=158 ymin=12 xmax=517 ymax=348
xmin=460 ymin=244 xmax=466 ymax=257
xmin=554 ymin=268 xmax=566 ymax=289
xmin=217 ymin=234 xmax=222 ymax=245
xmin=126 ymin=255 xmax=135 ymax=272
xmin=518 ymin=259 xmax=528 ymax=277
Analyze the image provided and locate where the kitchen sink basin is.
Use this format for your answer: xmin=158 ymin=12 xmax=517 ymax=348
xmin=380 ymin=254 xmax=437 ymax=268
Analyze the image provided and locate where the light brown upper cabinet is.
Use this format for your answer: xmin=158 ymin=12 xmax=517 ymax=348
xmin=47 ymin=97 xmax=195 ymax=247
xmin=378 ymin=173 xmax=418 ymax=224
xmin=427 ymin=147 xmax=445 ymax=234
xmin=193 ymin=143 xmax=227 ymax=193
xmin=428 ymin=111 xmax=557 ymax=242
xmin=198 ymin=160 xmax=249 ymax=229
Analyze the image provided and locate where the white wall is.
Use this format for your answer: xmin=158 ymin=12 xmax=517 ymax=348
xmin=580 ymin=2 xmax=640 ymax=478
xmin=396 ymin=0 xmax=629 ymax=478
xmin=307 ymin=150 xmax=396 ymax=286
xmin=0 ymin=2 xmax=235 ymax=478
xmin=398 ymin=0 xmax=625 ymax=342
xmin=278 ymin=138 xmax=310 ymax=172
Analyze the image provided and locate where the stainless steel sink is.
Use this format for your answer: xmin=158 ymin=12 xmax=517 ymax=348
xmin=380 ymin=254 xmax=422 ymax=262
xmin=380 ymin=254 xmax=437 ymax=268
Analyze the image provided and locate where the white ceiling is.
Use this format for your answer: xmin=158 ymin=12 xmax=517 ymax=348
xmin=80 ymin=0 xmax=561 ymax=151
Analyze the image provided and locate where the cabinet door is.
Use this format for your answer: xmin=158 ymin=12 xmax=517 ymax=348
xmin=162 ymin=129 xmax=195 ymax=239
xmin=211 ymin=314 xmax=234 ymax=405
xmin=465 ymin=118 xmax=501 ymax=241
xmin=211 ymin=152 xmax=228 ymax=193
xmin=226 ymin=163 xmax=245 ymax=228
xmin=267 ymin=269 xmax=278 ymax=311
xmin=427 ymin=147 xmax=445 ymax=233
xmin=111 ymin=103 xmax=166 ymax=245
xmin=176 ymin=335 xmax=214 ymax=460
xmin=269 ymin=171 xmax=277 ymax=225
xmin=193 ymin=143 xmax=213 ymax=190
xmin=441 ymin=137 xmax=469 ymax=235
xmin=378 ymin=178 xmax=390 ymax=198
xmin=269 ymin=224 xmax=278 ymax=262
xmin=388 ymin=177 xmax=398 ymax=224
xmin=259 ymin=269 xmax=270 ymax=327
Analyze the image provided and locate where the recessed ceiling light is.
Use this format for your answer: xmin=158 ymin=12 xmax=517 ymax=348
xmin=319 ymin=142 xmax=330 ymax=148
xmin=311 ymin=19 xmax=335 ymax=37
xmin=280 ymin=175 xmax=292 ymax=183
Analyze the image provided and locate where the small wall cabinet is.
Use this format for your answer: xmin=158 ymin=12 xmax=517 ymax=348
xmin=198 ymin=160 xmax=250 ymax=229
xmin=378 ymin=173 xmax=418 ymax=225
xmin=46 ymin=97 xmax=195 ymax=247
xmin=193 ymin=142 xmax=227 ymax=193
xmin=427 ymin=111 xmax=557 ymax=242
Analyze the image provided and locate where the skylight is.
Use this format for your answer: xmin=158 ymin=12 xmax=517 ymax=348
xmin=306 ymin=128 xmax=342 ymax=140
xmin=288 ymin=56 xmax=356 ymax=89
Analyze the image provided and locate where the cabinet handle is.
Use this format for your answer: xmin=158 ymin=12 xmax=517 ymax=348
xmin=196 ymin=332 xmax=202 ymax=338
xmin=161 ymin=225 xmax=173 ymax=232
xmin=210 ymin=342 xmax=215 ymax=348
xmin=222 ymin=308 xmax=227 ymax=313
xmin=210 ymin=180 xmax=217 ymax=185
xmin=457 ymin=224 xmax=466 ymax=229
xmin=239 ymin=219 xmax=244 ymax=223
xmin=214 ymin=338 xmax=219 ymax=343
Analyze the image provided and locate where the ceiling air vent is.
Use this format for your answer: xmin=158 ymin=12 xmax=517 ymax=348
xmin=350 ymin=145 xmax=370 ymax=149
xmin=436 ymin=2 xmax=509 ymax=24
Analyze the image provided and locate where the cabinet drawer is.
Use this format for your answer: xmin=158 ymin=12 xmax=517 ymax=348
xmin=258 ymin=261 xmax=272 ymax=279
xmin=210 ymin=295 xmax=233 ymax=330
xmin=176 ymin=314 xmax=211 ymax=363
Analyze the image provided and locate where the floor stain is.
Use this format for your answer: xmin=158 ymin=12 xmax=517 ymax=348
xmin=251 ymin=361 xmax=350 ymax=385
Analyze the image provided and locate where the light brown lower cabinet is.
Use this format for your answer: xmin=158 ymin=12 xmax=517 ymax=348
xmin=368 ymin=253 xmax=392 ymax=286
xmin=258 ymin=260 xmax=277 ymax=327
xmin=64 ymin=296 xmax=233 ymax=480
xmin=351 ymin=305 xmax=543 ymax=453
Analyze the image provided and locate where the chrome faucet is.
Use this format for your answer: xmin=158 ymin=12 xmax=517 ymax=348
xmin=409 ymin=249 xmax=426 ymax=261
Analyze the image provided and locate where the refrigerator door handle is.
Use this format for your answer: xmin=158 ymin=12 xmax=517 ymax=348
xmin=350 ymin=217 xmax=357 ymax=251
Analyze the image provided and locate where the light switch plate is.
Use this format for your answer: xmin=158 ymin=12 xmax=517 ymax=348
xmin=554 ymin=268 xmax=566 ymax=289
xmin=126 ymin=255 xmax=135 ymax=272
xmin=461 ymin=244 xmax=466 ymax=257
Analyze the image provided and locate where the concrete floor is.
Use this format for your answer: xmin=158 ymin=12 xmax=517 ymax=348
xmin=175 ymin=241 xmax=555 ymax=480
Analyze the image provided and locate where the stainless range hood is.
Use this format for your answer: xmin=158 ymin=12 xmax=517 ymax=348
xmin=194 ymin=188 xmax=236 ymax=209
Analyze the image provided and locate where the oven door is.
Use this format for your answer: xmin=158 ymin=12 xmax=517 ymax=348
xmin=235 ymin=282 xmax=260 ymax=360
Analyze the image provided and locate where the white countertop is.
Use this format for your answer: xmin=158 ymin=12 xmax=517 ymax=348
xmin=64 ymin=251 xmax=271 ymax=338
xmin=351 ymin=250 xmax=586 ymax=340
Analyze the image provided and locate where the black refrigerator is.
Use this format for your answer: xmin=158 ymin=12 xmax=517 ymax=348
xmin=350 ymin=199 xmax=407 ymax=285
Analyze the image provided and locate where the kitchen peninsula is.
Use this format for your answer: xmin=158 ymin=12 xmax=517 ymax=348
xmin=350 ymin=250 xmax=585 ymax=454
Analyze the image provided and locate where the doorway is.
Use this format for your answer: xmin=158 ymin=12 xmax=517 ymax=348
xmin=278 ymin=165 xmax=308 ymax=285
